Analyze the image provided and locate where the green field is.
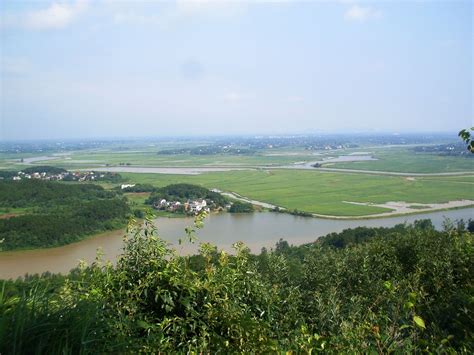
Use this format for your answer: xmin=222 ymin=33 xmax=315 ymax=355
xmin=2 ymin=142 xmax=473 ymax=217
xmin=2 ymin=145 xmax=472 ymax=174
xmin=328 ymin=148 xmax=473 ymax=173
xmin=50 ymin=152 xmax=314 ymax=168
xmin=118 ymin=170 xmax=474 ymax=217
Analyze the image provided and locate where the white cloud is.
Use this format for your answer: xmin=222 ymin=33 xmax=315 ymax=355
xmin=1 ymin=0 xmax=88 ymax=30
xmin=344 ymin=5 xmax=382 ymax=22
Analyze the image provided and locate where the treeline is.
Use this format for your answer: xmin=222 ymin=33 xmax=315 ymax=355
xmin=0 ymin=180 xmax=115 ymax=208
xmin=146 ymin=183 xmax=227 ymax=207
xmin=0 ymin=171 xmax=19 ymax=179
xmin=0 ymin=180 xmax=130 ymax=250
xmin=413 ymin=143 xmax=474 ymax=157
xmin=120 ymin=183 xmax=156 ymax=193
xmin=316 ymin=219 xmax=474 ymax=249
xmin=22 ymin=166 xmax=67 ymax=174
xmin=0 ymin=166 xmax=123 ymax=182
xmin=272 ymin=206 xmax=312 ymax=217
xmin=1 ymin=219 xmax=472 ymax=353
xmin=229 ymin=200 xmax=254 ymax=212
xmin=0 ymin=199 xmax=130 ymax=250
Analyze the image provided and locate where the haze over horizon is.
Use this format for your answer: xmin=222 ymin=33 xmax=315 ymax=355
xmin=1 ymin=0 xmax=472 ymax=140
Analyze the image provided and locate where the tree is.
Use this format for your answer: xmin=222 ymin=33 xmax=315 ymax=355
xmin=229 ymin=201 xmax=254 ymax=213
xmin=458 ymin=127 xmax=474 ymax=153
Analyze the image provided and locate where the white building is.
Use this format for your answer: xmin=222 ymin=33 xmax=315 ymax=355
xmin=121 ymin=184 xmax=136 ymax=190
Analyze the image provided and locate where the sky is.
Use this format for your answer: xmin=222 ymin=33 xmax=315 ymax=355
xmin=0 ymin=0 xmax=472 ymax=140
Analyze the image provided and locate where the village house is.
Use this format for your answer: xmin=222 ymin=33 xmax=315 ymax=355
xmin=121 ymin=184 xmax=136 ymax=190
xmin=153 ymin=198 xmax=210 ymax=214
xmin=189 ymin=199 xmax=207 ymax=213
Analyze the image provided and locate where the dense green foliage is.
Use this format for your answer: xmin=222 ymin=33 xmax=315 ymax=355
xmin=146 ymin=183 xmax=227 ymax=207
xmin=459 ymin=127 xmax=474 ymax=153
xmin=272 ymin=206 xmax=313 ymax=217
xmin=21 ymin=166 xmax=67 ymax=174
xmin=0 ymin=180 xmax=130 ymax=250
xmin=61 ymin=171 xmax=123 ymax=182
xmin=1 ymin=217 xmax=472 ymax=353
xmin=0 ymin=199 xmax=129 ymax=250
xmin=315 ymin=221 xmax=435 ymax=249
xmin=0 ymin=180 xmax=115 ymax=208
xmin=120 ymin=183 xmax=156 ymax=192
xmin=0 ymin=171 xmax=18 ymax=179
xmin=229 ymin=201 xmax=254 ymax=213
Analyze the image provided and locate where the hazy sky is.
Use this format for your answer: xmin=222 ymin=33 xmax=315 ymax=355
xmin=1 ymin=0 xmax=472 ymax=140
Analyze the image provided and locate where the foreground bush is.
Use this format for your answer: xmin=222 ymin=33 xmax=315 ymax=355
xmin=1 ymin=215 xmax=473 ymax=353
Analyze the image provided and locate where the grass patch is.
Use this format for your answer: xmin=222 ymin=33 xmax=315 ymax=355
xmin=408 ymin=205 xmax=428 ymax=210
xmin=118 ymin=170 xmax=474 ymax=216
xmin=328 ymin=147 xmax=474 ymax=173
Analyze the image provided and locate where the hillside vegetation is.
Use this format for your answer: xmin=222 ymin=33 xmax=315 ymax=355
xmin=1 ymin=216 xmax=472 ymax=353
xmin=0 ymin=180 xmax=130 ymax=250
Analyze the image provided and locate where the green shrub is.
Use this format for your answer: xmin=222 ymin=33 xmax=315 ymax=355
xmin=1 ymin=215 xmax=472 ymax=353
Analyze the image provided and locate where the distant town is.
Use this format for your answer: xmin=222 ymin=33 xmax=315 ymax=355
xmin=1 ymin=166 xmax=121 ymax=182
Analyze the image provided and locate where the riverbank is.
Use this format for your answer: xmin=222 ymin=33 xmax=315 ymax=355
xmin=1 ymin=208 xmax=473 ymax=280
xmin=0 ymin=218 xmax=128 ymax=253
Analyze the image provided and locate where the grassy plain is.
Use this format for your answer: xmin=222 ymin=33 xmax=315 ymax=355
xmin=118 ymin=170 xmax=474 ymax=216
xmin=2 ymin=146 xmax=472 ymax=174
xmin=48 ymin=152 xmax=313 ymax=168
xmin=2 ymin=143 xmax=473 ymax=217
xmin=328 ymin=148 xmax=473 ymax=173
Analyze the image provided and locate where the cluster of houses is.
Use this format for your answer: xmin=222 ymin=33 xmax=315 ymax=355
xmin=11 ymin=171 xmax=111 ymax=182
xmin=153 ymin=198 xmax=210 ymax=214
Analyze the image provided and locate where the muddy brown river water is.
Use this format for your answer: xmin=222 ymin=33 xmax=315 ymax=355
xmin=1 ymin=208 xmax=472 ymax=279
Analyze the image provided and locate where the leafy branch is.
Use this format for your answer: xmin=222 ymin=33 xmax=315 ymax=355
xmin=458 ymin=127 xmax=474 ymax=153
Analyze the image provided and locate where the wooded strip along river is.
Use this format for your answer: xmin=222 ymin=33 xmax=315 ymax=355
xmin=1 ymin=208 xmax=473 ymax=279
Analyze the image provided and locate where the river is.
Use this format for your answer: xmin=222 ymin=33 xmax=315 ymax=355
xmin=0 ymin=208 xmax=472 ymax=279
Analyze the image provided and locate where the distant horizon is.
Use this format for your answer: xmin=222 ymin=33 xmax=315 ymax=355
xmin=0 ymin=130 xmax=466 ymax=144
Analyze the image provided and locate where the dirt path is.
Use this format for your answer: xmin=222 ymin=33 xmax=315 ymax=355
xmin=211 ymin=189 xmax=283 ymax=210
xmin=0 ymin=213 xmax=20 ymax=219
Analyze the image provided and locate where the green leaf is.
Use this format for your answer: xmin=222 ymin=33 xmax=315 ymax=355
xmin=413 ymin=315 xmax=426 ymax=329
xmin=137 ymin=320 xmax=152 ymax=329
